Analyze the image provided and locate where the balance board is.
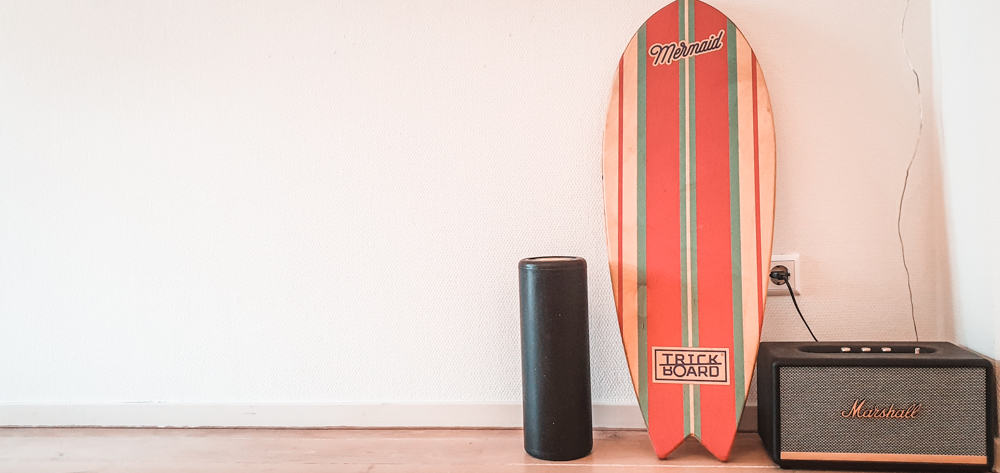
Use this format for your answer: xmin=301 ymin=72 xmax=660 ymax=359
xmin=602 ymin=0 xmax=775 ymax=461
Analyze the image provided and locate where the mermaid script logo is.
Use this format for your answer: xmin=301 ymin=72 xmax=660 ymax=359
xmin=648 ymin=29 xmax=725 ymax=66
xmin=652 ymin=347 xmax=730 ymax=384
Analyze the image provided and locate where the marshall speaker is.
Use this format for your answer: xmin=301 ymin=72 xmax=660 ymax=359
xmin=757 ymin=342 xmax=996 ymax=471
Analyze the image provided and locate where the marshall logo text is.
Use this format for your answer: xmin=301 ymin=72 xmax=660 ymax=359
xmin=652 ymin=347 xmax=729 ymax=384
xmin=647 ymin=29 xmax=725 ymax=67
xmin=840 ymin=399 xmax=922 ymax=419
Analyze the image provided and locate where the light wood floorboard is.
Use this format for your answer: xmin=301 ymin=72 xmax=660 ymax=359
xmin=0 ymin=428 xmax=857 ymax=472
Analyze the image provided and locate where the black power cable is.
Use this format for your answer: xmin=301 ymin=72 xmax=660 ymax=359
xmin=769 ymin=267 xmax=818 ymax=342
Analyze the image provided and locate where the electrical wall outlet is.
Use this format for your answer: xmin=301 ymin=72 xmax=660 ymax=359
xmin=768 ymin=254 xmax=800 ymax=296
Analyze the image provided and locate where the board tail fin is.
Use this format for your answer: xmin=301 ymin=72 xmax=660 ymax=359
xmin=652 ymin=433 xmax=737 ymax=462
xmin=694 ymin=431 xmax=738 ymax=462
xmin=650 ymin=433 xmax=688 ymax=460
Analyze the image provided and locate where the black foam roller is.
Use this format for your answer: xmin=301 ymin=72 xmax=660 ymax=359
xmin=518 ymin=256 xmax=592 ymax=461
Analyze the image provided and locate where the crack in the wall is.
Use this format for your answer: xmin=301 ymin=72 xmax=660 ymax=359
xmin=898 ymin=0 xmax=923 ymax=342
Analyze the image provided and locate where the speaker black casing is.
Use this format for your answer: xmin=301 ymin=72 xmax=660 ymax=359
xmin=518 ymin=256 xmax=592 ymax=461
xmin=757 ymin=341 xmax=996 ymax=472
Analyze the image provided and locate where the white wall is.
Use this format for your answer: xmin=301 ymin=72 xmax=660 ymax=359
xmin=931 ymin=0 xmax=1000 ymax=362
xmin=0 ymin=0 xmax=950 ymax=427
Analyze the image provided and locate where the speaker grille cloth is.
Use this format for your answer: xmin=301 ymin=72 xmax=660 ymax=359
xmin=779 ymin=366 xmax=986 ymax=455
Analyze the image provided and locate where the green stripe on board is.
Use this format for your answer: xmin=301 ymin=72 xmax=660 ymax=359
xmin=687 ymin=0 xmax=700 ymax=439
xmin=637 ymin=23 xmax=649 ymax=426
xmin=677 ymin=0 xmax=689 ymax=436
xmin=726 ymin=20 xmax=745 ymax=423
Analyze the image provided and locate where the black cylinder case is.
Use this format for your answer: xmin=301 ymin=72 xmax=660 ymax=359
xmin=518 ymin=256 xmax=592 ymax=461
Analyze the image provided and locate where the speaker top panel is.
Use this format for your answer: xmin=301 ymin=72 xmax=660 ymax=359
xmin=759 ymin=341 xmax=993 ymax=368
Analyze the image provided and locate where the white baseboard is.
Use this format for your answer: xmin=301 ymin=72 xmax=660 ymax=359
xmin=0 ymin=402 xmax=647 ymax=429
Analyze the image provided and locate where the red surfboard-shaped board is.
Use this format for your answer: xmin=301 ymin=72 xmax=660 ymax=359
xmin=602 ymin=0 xmax=775 ymax=461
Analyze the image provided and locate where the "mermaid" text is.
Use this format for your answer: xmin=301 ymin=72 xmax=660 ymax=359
xmin=648 ymin=29 xmax=725 ymax=67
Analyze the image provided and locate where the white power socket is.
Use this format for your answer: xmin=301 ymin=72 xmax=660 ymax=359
xmin=767 ymin=254 xmax=800 ymax=296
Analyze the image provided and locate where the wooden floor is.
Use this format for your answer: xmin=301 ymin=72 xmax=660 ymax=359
xmin=0 ymin=428 xmax=851 ymax=472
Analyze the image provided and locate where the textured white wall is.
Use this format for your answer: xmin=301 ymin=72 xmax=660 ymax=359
xmin=932 ymin=0 xmax=1000 ymax=360
xmin=0 ymin=0 xmax=950 ymax=425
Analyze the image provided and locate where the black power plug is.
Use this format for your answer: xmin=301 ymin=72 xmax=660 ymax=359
xmin=768 ymin=264 xmax=817 ymax=342
xmin=769 ymin=265 xmax=790 ymax=286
